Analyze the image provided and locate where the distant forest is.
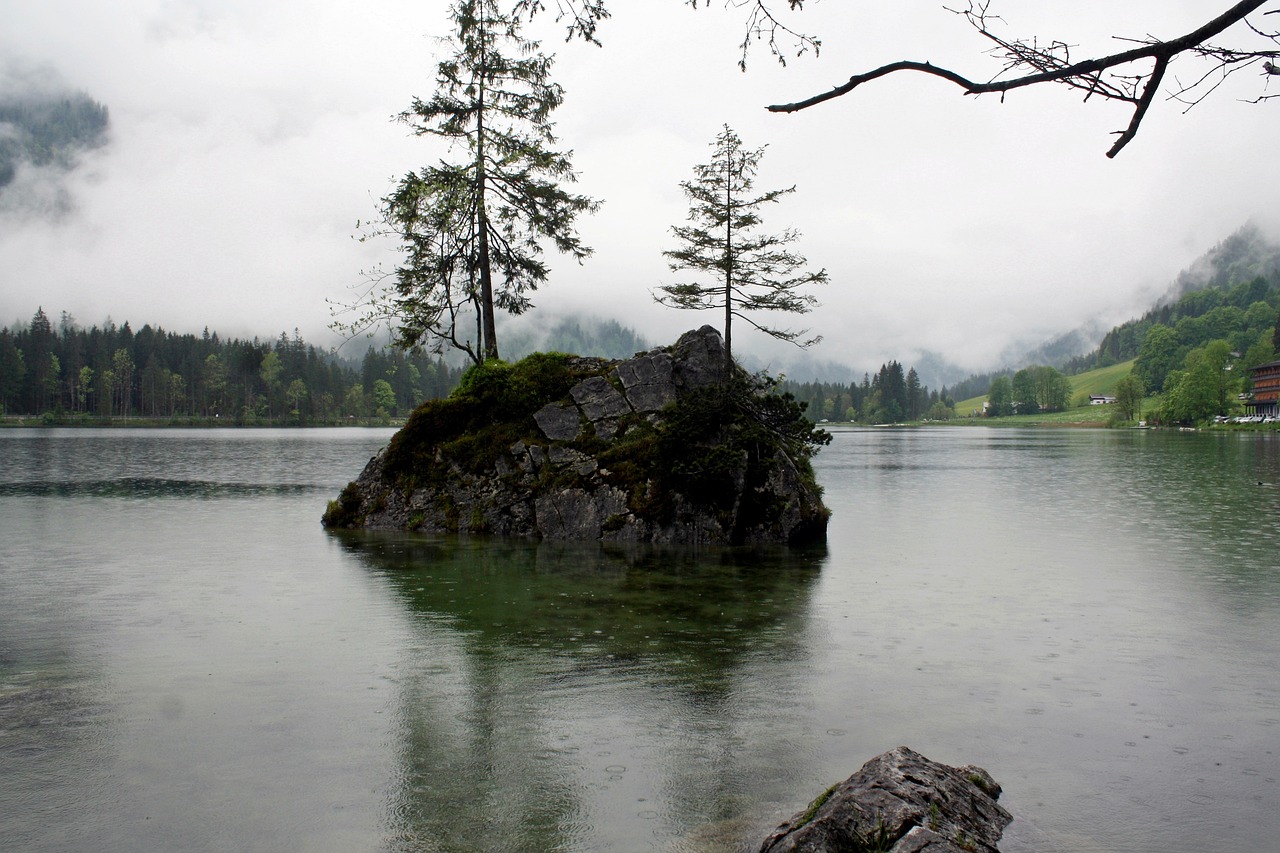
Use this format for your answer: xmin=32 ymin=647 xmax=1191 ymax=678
xmin=0 ymin=93 xmax=109 ymax=187
xmin=0 ymin=308 xmax=464 ymax=423
xmin=504 ymin=317 xmax=651 ymax=362
xmin=0 ymin=312 xmax=658 ymax=423
xmin=14 ymin=249 xmax=1272 ymax=426
xmin=780 ymin=361 xmax=955 ymax=425
xmin=1 ymin=307 xmax=955 ymax=426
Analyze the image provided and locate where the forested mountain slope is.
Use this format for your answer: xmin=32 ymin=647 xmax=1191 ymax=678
xmin=0 ymin=92 xmax=108 ymax=188
xmin=1067 ymin=224 xmax=1280 ymax=374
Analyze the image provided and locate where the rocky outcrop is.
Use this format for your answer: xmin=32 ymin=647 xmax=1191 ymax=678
xmin=323 ymin=326 xmax=830 ymax=545
xmin=758 ymin=747 xmax=1012 ymax=853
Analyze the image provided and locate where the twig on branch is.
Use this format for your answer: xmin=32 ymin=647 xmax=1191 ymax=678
xmin=730 ymin=0 xmax=819 ymax=69
xmin=681 ymin=0 xmax=818 ymax=69
xmin=513 ymin=0 xmax=610 ymax=44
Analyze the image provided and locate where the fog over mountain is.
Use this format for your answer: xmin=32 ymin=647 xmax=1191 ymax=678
xmin=0 ymin=64 xmax=108 ymax=218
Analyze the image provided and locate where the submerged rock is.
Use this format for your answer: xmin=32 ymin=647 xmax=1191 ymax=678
xmin=323 ymin=326 xmax=830 ymax=545
xmin=758 ymin=746 xmax=1013 ymax=853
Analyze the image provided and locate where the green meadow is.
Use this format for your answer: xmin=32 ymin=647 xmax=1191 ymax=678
xmin=951 ymin=359 xmax=1143 ymax=426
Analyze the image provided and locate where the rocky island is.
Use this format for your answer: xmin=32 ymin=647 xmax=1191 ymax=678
xmin=323 ymin=326 xmax=830 ymax=544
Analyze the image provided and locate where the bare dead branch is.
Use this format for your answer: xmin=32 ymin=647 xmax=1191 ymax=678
xmin=767 ymin=0 xmax=1277 ymax=157
xmin=1107 ymin=55 xmax=1167 ymax=157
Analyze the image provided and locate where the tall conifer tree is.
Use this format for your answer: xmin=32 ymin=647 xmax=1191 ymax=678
xmin=356 ymin=0 xmax=599 ymax=363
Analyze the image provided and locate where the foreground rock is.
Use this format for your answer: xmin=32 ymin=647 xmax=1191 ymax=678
xmin=323 ymin=327 xmax=830 ymax=545
xmin=758 ymin=747 xmax=1012 ymax=853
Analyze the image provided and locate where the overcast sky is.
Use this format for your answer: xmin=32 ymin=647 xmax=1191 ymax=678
xmin=3 ymin=0 xmax=1279 ymax=376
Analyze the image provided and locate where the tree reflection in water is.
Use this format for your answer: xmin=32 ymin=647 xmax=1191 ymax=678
xmin=333 ymin=533 xmax=827 ymax=853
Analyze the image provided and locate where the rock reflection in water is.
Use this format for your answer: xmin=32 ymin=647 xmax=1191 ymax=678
xmin=333 ymin=533 xmax=827 ymax=853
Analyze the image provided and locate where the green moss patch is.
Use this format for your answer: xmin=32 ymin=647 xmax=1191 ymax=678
xmin=382 ymin=352 xmax=580 ymax=482
xmin=321 ymin=481 xmax=365 ymax=528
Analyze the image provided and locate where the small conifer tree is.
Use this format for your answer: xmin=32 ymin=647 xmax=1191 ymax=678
xmin=656 ymin=125 xmax=826 ymax=363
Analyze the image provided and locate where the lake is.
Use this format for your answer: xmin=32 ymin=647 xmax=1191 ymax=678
xmin=1 ymin=426 xmax=1277 ymax=852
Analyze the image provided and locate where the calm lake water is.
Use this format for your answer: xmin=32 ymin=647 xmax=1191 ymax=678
xmin=1 ymin=426 xmax=1278 ymax=852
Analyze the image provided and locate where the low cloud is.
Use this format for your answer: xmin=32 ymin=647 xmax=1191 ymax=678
xmin=1 ymin=2 xmax=1278 ymax=375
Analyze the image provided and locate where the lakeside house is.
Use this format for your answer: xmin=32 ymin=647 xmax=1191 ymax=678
xmin=1246 ymin=359 xmax=1280 ymax=417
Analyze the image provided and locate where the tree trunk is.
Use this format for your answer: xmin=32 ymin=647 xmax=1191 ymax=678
xmin=723 ymin=169 xmax=733 ymax=365
xmin=477 ymin=207 xmax=499 ymax=361
xmin=475 ymin=68 xmax=499 ymax=362
xmin=476 ymin=39 xmax=499 ymax=361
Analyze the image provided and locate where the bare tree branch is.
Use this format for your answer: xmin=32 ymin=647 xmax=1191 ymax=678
xmin=711 ymin=0 xmax=819 ymax=70
xmin=522 ymin=1 xmax=820 ymax=68
xmin=767 ymin=0 xmax=1279 ymax=157
xmin=512 ymin=1 xmax=1278 ymax=155
xmin=512 ymin=0 xmax=610 ymax=44
xmin=1108 ymin=55 xmax=1168 ymax=158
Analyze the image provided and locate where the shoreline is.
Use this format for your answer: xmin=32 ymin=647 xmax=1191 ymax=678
xmin=0 ymin=415 xmax=404 ymax=429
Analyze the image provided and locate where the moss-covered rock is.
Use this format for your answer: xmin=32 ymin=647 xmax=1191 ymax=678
xmin=757 ymin=747 xmax=1012 ymax=853
xmin=322 ymin=326 xmax=830 ymax=545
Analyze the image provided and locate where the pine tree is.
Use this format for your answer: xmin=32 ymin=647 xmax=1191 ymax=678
xmin=906 ymin=367 xmax=921 ymax=420
xmin=656 ymin=125 xmax=826 ymax=364
xmin=351 ymin=0 xmax=599 ymax=363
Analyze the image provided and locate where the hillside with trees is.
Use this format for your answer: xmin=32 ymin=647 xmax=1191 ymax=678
xmin=1053 ymin=225 xmax=1280 ymax=424
xmin=0 ymin=92 xmax=108 ymax=189
xmin=1065 ymin=225 xmax=1280 ymax=377
xmin=502 ymin=316 xmax=651 ymax=362
xmin=942 ymin=224 xmax=1280 ymax=422
xmin=847 ymin=223 xmax=1280 ymax=409
xmin=962 ymin=233 xmax=1280 ymax=426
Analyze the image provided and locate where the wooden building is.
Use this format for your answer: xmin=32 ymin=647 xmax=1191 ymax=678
xmin=1247 ymin=359 xmax=1280 ymax=416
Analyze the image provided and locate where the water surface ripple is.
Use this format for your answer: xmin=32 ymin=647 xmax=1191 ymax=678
xmin=0 ymin=426 xmax=1277 ymax=852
